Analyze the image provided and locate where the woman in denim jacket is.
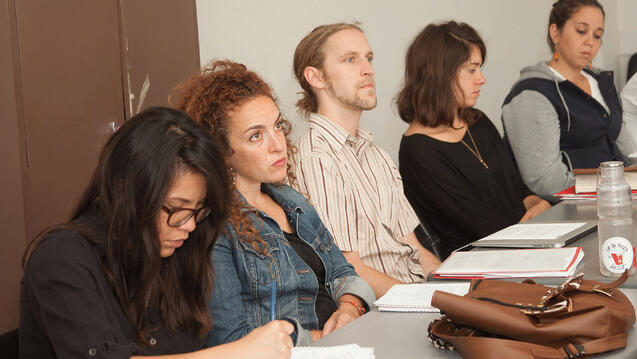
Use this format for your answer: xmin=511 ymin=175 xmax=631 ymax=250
xmin=173 ymin=60 xmax=376 ymax=347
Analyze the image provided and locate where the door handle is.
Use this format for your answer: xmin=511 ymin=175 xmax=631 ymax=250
xmin=109 ymin=121 xmax=121 ymax=133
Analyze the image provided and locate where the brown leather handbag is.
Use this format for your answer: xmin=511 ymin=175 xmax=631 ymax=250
xmin=428 ymin=272 xmax=635 ymax=358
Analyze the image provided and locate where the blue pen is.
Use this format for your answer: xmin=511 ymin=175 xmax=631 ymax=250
xmin=270 ymin=280 xmax=277 ymax=321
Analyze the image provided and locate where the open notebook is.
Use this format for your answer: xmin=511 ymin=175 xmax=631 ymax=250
xmin=374 ymin=282 xmax=471 ymax=312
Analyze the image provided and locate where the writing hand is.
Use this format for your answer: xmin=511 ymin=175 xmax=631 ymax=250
xmin=237 ymin=320 xmax=294 ymax=359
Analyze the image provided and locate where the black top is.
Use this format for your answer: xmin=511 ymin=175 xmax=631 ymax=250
xmin=399 ymin=112 xmax=534 ymax=259
xmin=19 ymin=211 xmax=204 ymax=358
xmin=283 ymin=231 xmax=337 ymax=329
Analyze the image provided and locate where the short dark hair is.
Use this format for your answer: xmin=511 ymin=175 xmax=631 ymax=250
xmin=24 ymin=107 xmax=231 ymax=344
xmin=547 ymin=0 xmax=605 ymax=52
xmin=396 ymin=21 xmax=486 ymax=128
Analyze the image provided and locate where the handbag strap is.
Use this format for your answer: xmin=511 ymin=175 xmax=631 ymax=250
xmin=430 ymin=320 xmax=628 ymax=358
xmin=578 ymin=270 xmax=630 ymax=292
xmin=442 ymin=333 xmax=627 ymax=359
xmin=531 ymin=334 xmax=628 ymax=358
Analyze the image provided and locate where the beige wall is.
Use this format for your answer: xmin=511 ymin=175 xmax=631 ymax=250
xmin=617 ymin=0 xmax=637 ymax=86
xmin=196 ymin=0 xmax=621 ymax=162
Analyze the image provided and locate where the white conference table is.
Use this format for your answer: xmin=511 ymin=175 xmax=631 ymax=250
xmin=316 ymin=289 xmax=637 ymax=359
xmin=316 ymin=200 xmax=637 ymax=357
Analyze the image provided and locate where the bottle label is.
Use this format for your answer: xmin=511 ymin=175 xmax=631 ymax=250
xmin=601 ymin=237 xmax=634 ymax=273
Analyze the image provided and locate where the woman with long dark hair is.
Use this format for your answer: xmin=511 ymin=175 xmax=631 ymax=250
xmin=20 ymin=107 xmax=293 ymax=358
xmin=396 ymin=22 xmax=550 ymax=260
xmin=502 ymin=0 xmax=636 ymax=199
xmin=173 ymin=61 xmax=375 ymax=347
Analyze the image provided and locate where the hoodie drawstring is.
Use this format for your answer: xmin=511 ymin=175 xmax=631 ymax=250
xmin=552 ymin=77 xmax=572 ymax=132
xmin=560 ymin=150 xmax=574 ymax=172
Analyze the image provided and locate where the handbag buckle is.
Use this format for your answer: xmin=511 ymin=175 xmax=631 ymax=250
xmin=563 ymin=343 xmax=585 ymax=358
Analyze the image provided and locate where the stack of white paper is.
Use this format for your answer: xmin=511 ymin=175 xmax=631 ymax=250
xmin=292 ymin=344 xmax=374 ymax=359
xmin=431 ymin=247 xmax=584 ymax=279
xmin=374 ymin=283 xmax=470 ymax=312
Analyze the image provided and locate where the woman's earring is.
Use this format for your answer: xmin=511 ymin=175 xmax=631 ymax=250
xmin=589 ymin=63 xmax=593 ymax=70
xmin=229 ymin=167 xmax=236 ymax=187
xmin=553 ymin=52 xmax=559 ymax=61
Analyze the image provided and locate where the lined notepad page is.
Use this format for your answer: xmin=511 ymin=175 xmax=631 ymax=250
xmin=374 ymin=283 xmax=470 ymax=312
xmin=292 ymin=344 xmax=374 ymax=359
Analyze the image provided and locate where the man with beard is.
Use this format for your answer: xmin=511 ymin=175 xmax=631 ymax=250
xmin=291 ymin=23 xmax=440 ymax=297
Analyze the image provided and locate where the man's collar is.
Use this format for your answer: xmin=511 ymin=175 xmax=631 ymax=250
xmin=309 ymin=113 xmax=373 ymax=150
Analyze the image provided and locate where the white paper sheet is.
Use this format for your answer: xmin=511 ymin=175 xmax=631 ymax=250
xmin=374 ymin=283 xmax=470 ymax=312
xmin=292 ymin=344 xmax=375 ymax=359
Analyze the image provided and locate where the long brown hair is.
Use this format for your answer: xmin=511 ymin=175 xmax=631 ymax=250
xmin=293 ymin=22 xmax=363 ymax=118
xmin=396 ymin=21 xmax=486 ymax=128
xmin=23 ymin=107 xmax=232 ymax=344
xmin=171 ymin=60 xmax=295 ymax=255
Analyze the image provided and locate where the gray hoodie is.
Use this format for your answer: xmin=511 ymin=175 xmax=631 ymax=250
xmin=501 ymin=62 xmax=635 ymax=198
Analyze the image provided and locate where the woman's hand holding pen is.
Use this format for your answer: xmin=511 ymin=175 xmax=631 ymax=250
xmin=236 ymin=320 xmax=294 ymax=359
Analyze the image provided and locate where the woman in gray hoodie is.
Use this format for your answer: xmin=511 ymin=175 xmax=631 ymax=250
xmin=502 ymin=0 xmax=635 ymax=200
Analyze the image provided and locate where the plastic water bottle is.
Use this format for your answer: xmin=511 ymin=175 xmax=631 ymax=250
xmin=597 ymin=161 xmax=636 ymax=276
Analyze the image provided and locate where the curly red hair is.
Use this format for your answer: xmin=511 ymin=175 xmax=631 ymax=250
xmin=171 ymin=60 xmax=297 ymax=255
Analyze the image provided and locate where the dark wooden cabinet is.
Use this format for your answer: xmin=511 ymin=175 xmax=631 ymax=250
xmin=0 ymin=0 xmax=200 ymax=332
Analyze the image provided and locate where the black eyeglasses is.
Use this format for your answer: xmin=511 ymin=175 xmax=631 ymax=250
xmin=161 ymin=205 xmax=211 ymax=227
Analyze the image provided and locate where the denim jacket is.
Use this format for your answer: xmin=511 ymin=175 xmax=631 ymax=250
xmin=206 ymin=184 xmax=376 ymax=346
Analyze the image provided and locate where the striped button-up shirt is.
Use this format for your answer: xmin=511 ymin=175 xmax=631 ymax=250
xmin=292 ymin=113 xmax=424 ymax=283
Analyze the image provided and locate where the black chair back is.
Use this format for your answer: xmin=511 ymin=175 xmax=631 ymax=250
xmin=628 ymin=53 xmax=637 ymax=82
xmin=414 ymin=222 xmax=445 ymax=261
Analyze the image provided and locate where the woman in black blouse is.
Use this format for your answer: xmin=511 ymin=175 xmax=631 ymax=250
xmin=20 ymin=107 xmax=293 ymax=358
xmin=396 ymin=21 xmax=551 ymax=260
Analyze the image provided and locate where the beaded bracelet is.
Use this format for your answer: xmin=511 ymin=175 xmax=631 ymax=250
xmin=338 ymin=299 xmax=366 ymax=316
